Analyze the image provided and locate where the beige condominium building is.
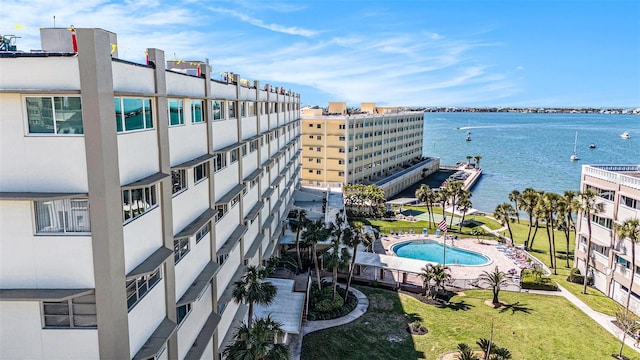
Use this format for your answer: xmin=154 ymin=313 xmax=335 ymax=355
xmin=575 ymin=165 xmax=640 ymax=315
xmin=0 ymin=28 xmax=301 ymax=359
xmin=300 ymin=102 xmax=429 ymax=191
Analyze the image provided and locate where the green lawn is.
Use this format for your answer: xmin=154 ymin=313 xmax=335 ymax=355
xmin=301 ymin=287 xmax=638 ymax=360
xmin=503 ymin=220 xmax=627 ymax=316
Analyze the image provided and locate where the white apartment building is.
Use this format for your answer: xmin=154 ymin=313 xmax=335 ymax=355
xmin=575 ymin=165 xmax=640 ymax=315
xmin=0 ymin=28 xmax=301 ymax=360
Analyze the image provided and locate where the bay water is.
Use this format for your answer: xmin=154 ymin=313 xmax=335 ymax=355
xmin=422 ymin=112 xmax=640 ymax=212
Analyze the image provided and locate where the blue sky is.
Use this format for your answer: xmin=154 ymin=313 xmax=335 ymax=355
xmin=5 ymin=0 xmax=640 ymax=108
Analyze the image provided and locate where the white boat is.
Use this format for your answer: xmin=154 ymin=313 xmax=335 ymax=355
xmin=570 ymin=131 xmax=580 ymax=161
xmin=621 ymin=131 xmax=631 ymax=139
xmin=465 ymin=131 xmax=471 ymax=141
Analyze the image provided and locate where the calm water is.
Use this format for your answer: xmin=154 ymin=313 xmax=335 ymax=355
xmin=392 ymin=240 xmax=490 ymax=265
xmin=422 ymin=112 xmax=640 ymax=212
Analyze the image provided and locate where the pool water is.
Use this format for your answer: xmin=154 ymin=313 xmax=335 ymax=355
xmin=392 ymin=240 xmax=490 ymax=266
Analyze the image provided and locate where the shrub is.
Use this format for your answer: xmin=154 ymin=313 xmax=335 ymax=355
xmin=521 ymin=272 xmax=558 ymax=291
xmin=567 ymin=268 xmax=585 ymax=284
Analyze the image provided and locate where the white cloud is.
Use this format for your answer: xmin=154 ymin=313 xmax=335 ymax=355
xmin=206 ymin=7 xmax=319 ymax=37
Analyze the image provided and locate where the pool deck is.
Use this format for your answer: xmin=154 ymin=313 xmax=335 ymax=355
xmin=376 ymin=233 xmax=533 ymax=289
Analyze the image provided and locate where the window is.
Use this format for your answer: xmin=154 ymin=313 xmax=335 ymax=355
xmin=591 ymin=214 xmax=613 ymax=229
xmin=316 ymin=170 xmax=321 ymax=175
xmin=34 ymin=198 xmax=90 ymax=233
xmin=218 ymin=254 xmax=229 ymax=266
xmin=338 ymin=159 xmax=344 ymax=164
xmin=26 ymin=96 xmax=83 ymax=134
xmin=194 ymin=162 xmax=208 ymax=183
xmin=271 ymin=102 xmax=277 ymax=113
xmin=316 ymin=158 xmax=321 ymax=163
xmin=308 ymin=123 xmax=313 ymax=128
xmin=308 ymin=135 xmax=314 ymax=140
xmin=229 ymin=102 xmax=236 ymax=119
xmin=338 ymin=171 xmax=345 ymax=176
xmin=339 ymin=124 xmax=345 ymax=129
xmin=250 ymin=140 xmax=258 ymax=152
xmin=177 ymin=304 xmax=192 ymax=325
xmin=316 ymin=124 xmax=321 ymax=129
xmin=114 ymin=97 xmax=153 ymax=132
xmin=122 ymin=185 xmax=158 ymax=223
xmin=239 ymin=101 xmax=245 ymax=117
xmin=250 ymin=178 xmax=258 ymax=189
xmin=212 ymin=100 xmax=223 ymax=120
xmin=216 ymin=204 xmax=228 ymax=222
xmin=231 ymin=194 xmax=240 ymax=208
xmin=230 ymin=149 xmax=239 ymax=164
xmin=191 ymin=100 xmax=204 ymax=123
xmin=42 ymin=294 xmax=97 ymax=328
xmin=621 ymin=195 xmax=640 ymax=210
xmin=241 ymin=144 xmax=247 ymax=157
xmin=168 ymin=99 xmax=184 ymax=126
xmin=171 ymin=169 xmax=187 ymax=195
xmin=586 ymin=185 xmax=615 ymax=201
xmin=316 ymin=135 xmax=322 ymax=140
xmin=248 ymin=102 xmax=256 ymax=116
xmin=339 ymin=147 xmax=345 ymax=153
xmin=174 ymin=237 xmax=190 ymax=264
xmin=214 ymin=153 xmax=227 ymax=172
xmin=339 ymin=136 xmax=345 ymax=141
xmin=316 ymin=147 xmax=321 ymax=152
xmin=308 ymin=147 xmax=313 ymax=151
xmin=195 ymin=222 xmax=211 ymax=243
xmin=126 ymin=267 xmax=162 ymax=310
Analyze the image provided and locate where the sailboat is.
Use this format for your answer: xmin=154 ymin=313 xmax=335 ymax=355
xmin=570 ymin=132 xmax=580 ymax=161
xmin=465 ymin=130 xmax=471 ymax=141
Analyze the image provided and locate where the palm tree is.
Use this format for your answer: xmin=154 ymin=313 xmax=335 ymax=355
xmin=457 ymin=196 xmax=473 ymax=231
xmin=420 ymin=264 xmax=435 ymax=297
xmin=519 ymin=188 xmax=540 ymax=249
xmin=415 ymin=184 xmax=436 ymax=228
xmin=615 ymin=218 xmax=640 ymax=313
xmin=438 ymin=186 xmax=451 ymax=230
xmin=343 ymin=222 xmax=372 ymax=302
xmin=290 ymin=209 xmax=309 ymax=272
xmin=474 ymin=154 xmax=482 ymax=168
xmin=508 ymin=190 xmax=521 ymax=223
xmin=456 ymin=343 xmax=481 ymax=360
xmin=493 ymin=203 xmax=516 ymax=244
xmin=472 ymin=228 xmax=487 ymax=243
xmin=540 ymin=192 xmax=561 ymax=274
xmin=466 ymin=155 xmax=473 ymax=166
xmin=578 ymin=189 xmax=604 ymax=294
xmin=478 ymin=266 xmax=510 ymax=307
xmin=302 ymin=219 xmax=330 ymax=290
xmin=561 ymin=191 xmax=580 ymax=268
xmin=430 ymin=264 xmax=451 ymax=300
xmin=232 ymin=266 xmax=277 ymax=330
xmin=446 ymin=181 xmax=465 ymax=229
xmin=223 ymin=315 xmax=290 ymax=360
xmin=324 ymin=223 xmax=351 ymax=301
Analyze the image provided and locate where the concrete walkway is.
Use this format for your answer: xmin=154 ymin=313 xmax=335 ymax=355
xmin=289 ymin=285 xmax=369 ymax=360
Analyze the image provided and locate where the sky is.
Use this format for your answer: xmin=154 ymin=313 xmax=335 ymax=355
xmin=4 ymin=0 xmax=640 ymax=108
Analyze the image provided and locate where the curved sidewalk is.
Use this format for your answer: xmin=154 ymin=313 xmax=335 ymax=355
xmin=290 ymin=286 xmax=369 ymax=360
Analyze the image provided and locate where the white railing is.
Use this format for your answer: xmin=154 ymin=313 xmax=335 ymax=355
xmin=583 ymin=165 xmax=640 ymax=190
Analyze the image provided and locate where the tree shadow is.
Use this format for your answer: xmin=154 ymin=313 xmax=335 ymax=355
xmin=438 ymin=300 xmax=474 ymax=311
xmin=405 ymin=312 xmax=424 ymax=323
xmin=499 ymin=301 xmax=533 ymax=315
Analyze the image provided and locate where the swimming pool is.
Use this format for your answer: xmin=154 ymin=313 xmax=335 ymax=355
xmin=391 ymin=240 xmax=490 ymax=266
